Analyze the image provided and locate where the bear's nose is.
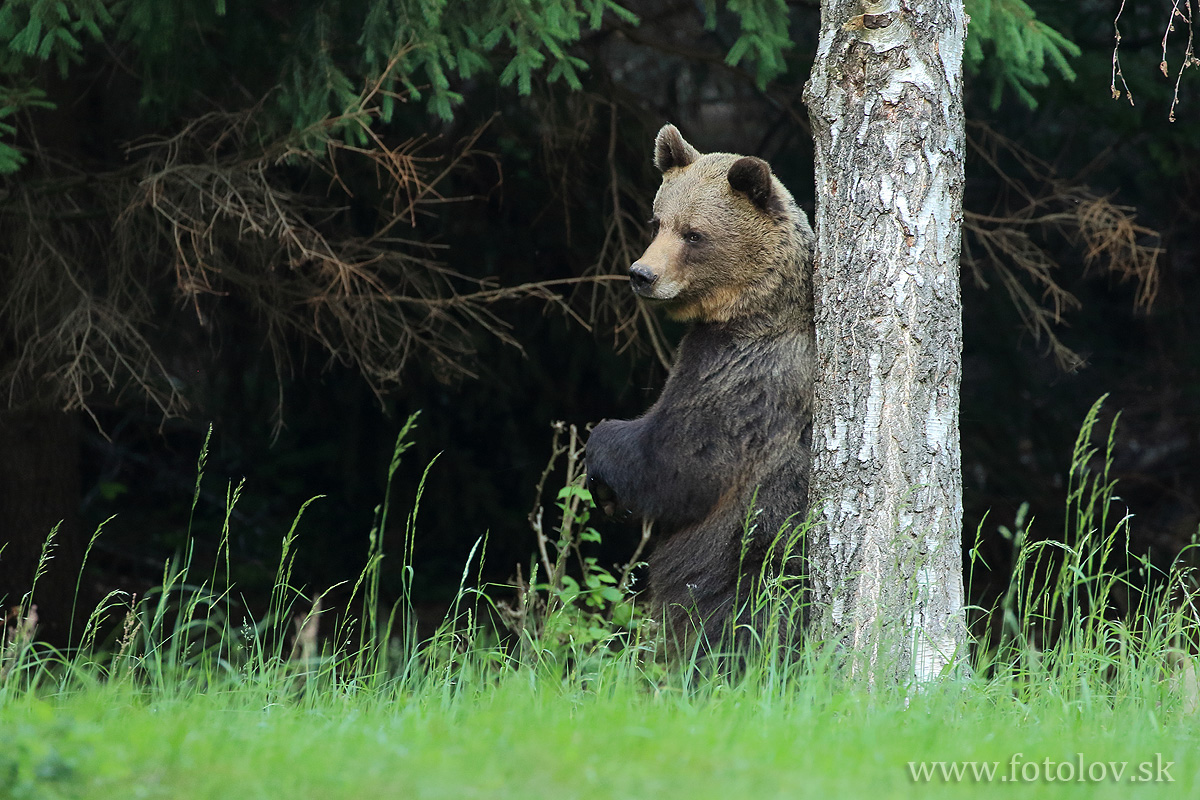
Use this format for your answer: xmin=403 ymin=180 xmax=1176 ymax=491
xmin=629 ymin=263 xmax=658 ymax=292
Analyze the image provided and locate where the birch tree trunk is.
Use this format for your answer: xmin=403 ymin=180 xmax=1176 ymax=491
xmin=803 ymin=0 xmax=969 ymax=684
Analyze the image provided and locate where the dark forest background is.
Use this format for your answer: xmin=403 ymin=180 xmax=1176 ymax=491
xmin=1 ymin=0 xmax=1196 ymax=644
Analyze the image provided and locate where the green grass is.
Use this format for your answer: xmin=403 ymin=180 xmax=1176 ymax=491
xmin=3 ymin=673 xmax=1195 ymax=798
xmin=2 ymin=400 xmax=1199 ymax=798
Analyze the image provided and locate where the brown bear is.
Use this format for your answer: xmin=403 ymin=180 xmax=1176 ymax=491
xmin=586 ymin=124 xmax=816 ymax=654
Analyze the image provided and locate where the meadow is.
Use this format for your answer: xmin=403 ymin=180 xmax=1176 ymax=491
xmin=2 ymin=400 xmax=1198 ymax=799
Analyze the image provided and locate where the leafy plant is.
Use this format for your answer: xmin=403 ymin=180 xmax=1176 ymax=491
xmin=540 ymin=482 xmax=638 ymax=643
xmin=501 ymin=421 xmax=653 ymax=673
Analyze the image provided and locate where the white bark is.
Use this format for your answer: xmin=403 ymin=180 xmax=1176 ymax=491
xmin=804 ymin=0 xmax=969 ymax=684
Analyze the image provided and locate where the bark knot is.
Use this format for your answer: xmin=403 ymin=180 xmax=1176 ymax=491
xmin=844 ymin=12 xmax=896 ymax=31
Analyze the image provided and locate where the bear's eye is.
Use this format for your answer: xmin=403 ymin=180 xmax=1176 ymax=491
xmin=683 ymin=230 xmax=704 ymax=244
xmin=648 ymin=218 xmax=661 ymax=236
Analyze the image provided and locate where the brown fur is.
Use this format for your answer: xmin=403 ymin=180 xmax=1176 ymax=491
xmin=586 ymin=124 xmax=815 ymax=654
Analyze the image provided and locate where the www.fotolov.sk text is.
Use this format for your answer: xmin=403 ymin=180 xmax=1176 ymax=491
xmin=908 ymin=753 xmax=1175 ymax=783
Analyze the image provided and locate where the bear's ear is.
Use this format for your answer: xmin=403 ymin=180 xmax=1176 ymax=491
xmin=654 ymin=124 xmax=700 ymax=172
xmin=727 ymin=156 xmax=780 ymax=214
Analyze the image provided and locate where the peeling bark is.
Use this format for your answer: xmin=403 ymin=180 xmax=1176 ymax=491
xmin=804 ymin=0 xmax=969 ymax=684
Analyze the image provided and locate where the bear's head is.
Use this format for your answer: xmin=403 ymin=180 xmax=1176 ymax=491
xmin=629 ymin=124 xmax=814 ymax=325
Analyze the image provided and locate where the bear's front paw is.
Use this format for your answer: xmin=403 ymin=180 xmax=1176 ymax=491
xmin=585 ymin=420 xmax=635 ymax=521
xmin=588 ymin=473 xmax=615 ymax=513
xmin=588 ymin=473 xmax=631 ymax=520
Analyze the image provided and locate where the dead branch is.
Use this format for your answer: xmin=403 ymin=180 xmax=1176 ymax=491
xmin=528 ymin=421 xmax=570 ymax=580
xmin=1112 ymin=0 xmax=1135 ymax=105
xmin=1 ymin=80 xmax=633 ymax=421
xmin=1 ymin=604 xmax=38 ymax=681
xmin=617 ymin=519 xmax=653 ymax=594
xmin=1116 ymin=0 xmax=1199 ymax=118
xmin=530 ymin=91 xmax=673 ymax=370
xmin=964 ymin=122 xmax=1163 ymax=370
xmin=1161 ymin=0 xmax=1199 ymax=122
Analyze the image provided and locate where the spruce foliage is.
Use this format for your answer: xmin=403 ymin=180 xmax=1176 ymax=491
xmin=0 ymin=0 xmax=643 ymax=171
xmin=965 ymin=0 xmax=1081 ymax=109
xmin=0 ymin=0 xmax=112 ymax=172
xmin=0 ymin=1 xmax=1086 ymax=174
